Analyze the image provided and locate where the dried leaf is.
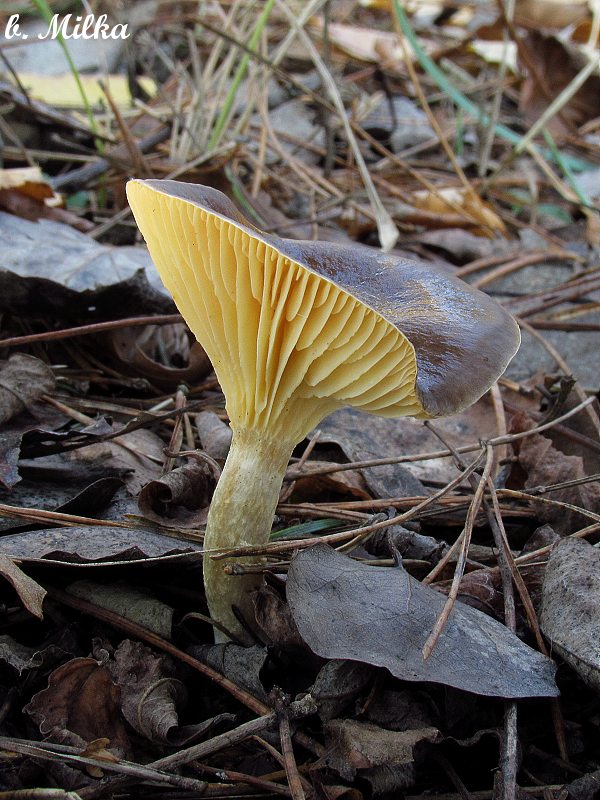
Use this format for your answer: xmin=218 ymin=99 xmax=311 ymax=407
xmin=138 ymin=460 xmax=219 ymax=528
xmin=0 ymin=554 xmax=46 ymax=618
xmin=69 ymin=428 xmax=165 ymax=495
xmin=1 ymin=525 xmax=202 ymax=566
xmin=287 ymin=545 xmax=558 ymax=698
xmin=0 ymin=354 xmax=55 ymax=426
xmin=413 ymin=188 xmax=507 ymax=238
xmin=196 ymin=411 xmax=232 ymax=461
xmin=67 ymin=581 xmax=173 ymax=639
xmin=540 ymin=538 xmax=600 ymax=692
xmin=0 ymin=211 xmax=172 ymax=316
xmin=323 ymin=718 xmax=439 ymax=781
xmin=311 ymin=660 xmax=374 ymax=721
xmin=24 ymin=657 xmax=131 ymax=756
xmin=110 ymin=640 xmax=234 ymax=745
xmin=107 ymin=325 xmax=211 ymax=391
xmin=518 ymin=431 xmax=600 ymax=534
xmin=519 ymin=32 xmax=600 ymax=136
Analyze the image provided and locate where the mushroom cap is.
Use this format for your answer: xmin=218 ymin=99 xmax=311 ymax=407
xmin=126 ymin=179 xmax=520 ymax=438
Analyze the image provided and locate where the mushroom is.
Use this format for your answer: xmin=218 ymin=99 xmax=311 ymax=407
xmin=126 ymin=179 xmax=520 ymax=643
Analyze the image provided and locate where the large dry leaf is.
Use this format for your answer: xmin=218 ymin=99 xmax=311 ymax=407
xmin=540 ymin=538 xmax=600 ymax=692
xmin=0 ymin=525 xmax=202 ymax=566
xmin=287 ymin=545 xmax=558 ymax=698
xmin=0 ymin=211 xmax=172 ymax=315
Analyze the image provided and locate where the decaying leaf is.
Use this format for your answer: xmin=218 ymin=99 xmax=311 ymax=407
xmin=67 ymin=580 xmax=174 ymax=639
xmin=0 ymin=354 xmax=55 ymax=426
xmin=0 ymin=554 xmax=46 ymax=618
xmin=540 ymin=538 xmax=600 ymax=692
xmin=517 ymin=430 xmax=600 ymax=534
xmin=138 ymin=460 xmax=219 ymax=528
xmin=24 ymin=656 xmax=131 ymax=756
xmin=107 ymin=325 xmax=211 ymax=391
xmin=323 ymin=718 xmax=440 ymax=782
xmin=287 ymin=545 xmax=558 ymax=698
xmin=110 ymin=640 xmax=234 ymax=745
xmin=0 ymin=525 xmax=202 ymax=566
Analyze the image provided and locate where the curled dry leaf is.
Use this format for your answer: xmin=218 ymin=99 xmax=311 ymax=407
xmin=540 ymin=538 xmax=600 ymax=692
xmin=311 ymin=660 xmax=375 ymax=722
xmin=24 ymin=656 xmax=131 ymax=756
xmin=0 ymin=354 xmax=55 ymax=426
xmin=110 ymin=640 xmax=234 ymax=746
xmin=107 ymin=325 xmax=211 ymax=391
xmin=252 ymin=584 xmax=308 ymax=653
xmin=69 ymin=428 xmax=165 ymax=495
xmin=138 ymin=460 xmax=219 ymax=528
xmin=0 ymin=635 xmax=67 ymax=674
xmin=287 ymin=545 xmax=558 ymax=698
xmin=195 ymin=411 xmax=232 ymax=461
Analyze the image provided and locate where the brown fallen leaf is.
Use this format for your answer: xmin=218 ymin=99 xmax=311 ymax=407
xmin=0 ymin=554 xmax=46 ymax=618
xmin=519 ymin=32 xmax=600 ymax=136
xmin=138 ymin=460 xmax=219 ymax=528
xmin=323 ymin=718 xmax=440 ymax=782
xmin=540 ymin=538 xmax=600 ymax=692
xmin=109 ymin=640 xmax=234 ymax=746
xmin=24 ymin=656 xmax=131 ymax=756
xmin=517 ymin=429 xmax=600 ymax=534
xmin=69 ymin=428 xmax=165 ymax=495
xmin=106 ymin=325 xmax=211 ymax=391
xmin=515 ymin=0 xmax=589 ymax=30
xmin=0 ymin=354 xmax=55 ymax=426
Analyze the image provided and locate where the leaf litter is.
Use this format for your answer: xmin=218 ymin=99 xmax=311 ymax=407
xmin=0 ymin=0 xmax=600 ymax=797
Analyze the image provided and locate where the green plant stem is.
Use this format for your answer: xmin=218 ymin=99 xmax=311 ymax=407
xmin=203 ymin=428 xmax=295 ymax=643
xmin=30 ymin=0 xmax=103 ymax=153
xmin=207 ymin=0 xmax=277 ymax=153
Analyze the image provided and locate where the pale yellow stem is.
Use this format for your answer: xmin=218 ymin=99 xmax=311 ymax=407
xmin=203 ymin=428 xmax=295 ymax=643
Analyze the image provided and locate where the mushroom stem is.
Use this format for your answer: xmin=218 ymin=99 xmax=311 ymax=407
xmin=203 ymin=428 xmax=295 ymax=643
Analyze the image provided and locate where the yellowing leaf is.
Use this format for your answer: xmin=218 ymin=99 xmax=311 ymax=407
xmin=413 ymin=187 xmax=507 ymax=237
xmin=16 ymin=72 xmax=155 ymax=108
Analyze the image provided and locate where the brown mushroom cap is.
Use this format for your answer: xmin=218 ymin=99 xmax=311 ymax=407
xmin=127 ymin=179 xmax=520 ymax=437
